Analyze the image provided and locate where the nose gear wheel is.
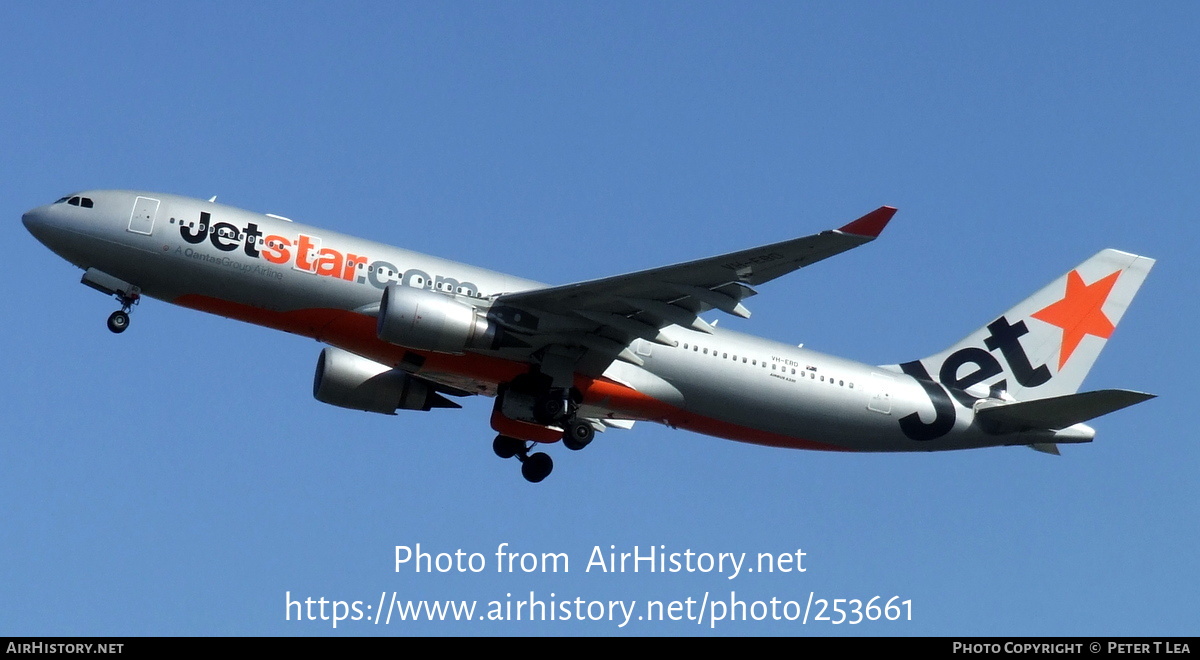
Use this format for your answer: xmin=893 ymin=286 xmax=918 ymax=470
xmin=106 ymin=292 xmax=140 ymax=334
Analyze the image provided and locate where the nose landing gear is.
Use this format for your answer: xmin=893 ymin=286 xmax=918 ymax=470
xmin=107 ymin=310 xmax=130 ymax=334
xmin=106 ymin=292 xmax=139 ymax=334
xmin=80 ymin=268 xmax=141 ymax=334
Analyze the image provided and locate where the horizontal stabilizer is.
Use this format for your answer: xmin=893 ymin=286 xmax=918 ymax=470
xmin=977 ymin=389 xmax=1155 ymax=432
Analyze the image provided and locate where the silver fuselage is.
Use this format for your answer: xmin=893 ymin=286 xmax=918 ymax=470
xmin=22 ymin=190 xmax=1087 ymax=452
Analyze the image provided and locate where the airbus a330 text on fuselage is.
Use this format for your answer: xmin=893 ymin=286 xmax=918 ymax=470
xmin=23 ymin=191 xmax=1155 ymax=482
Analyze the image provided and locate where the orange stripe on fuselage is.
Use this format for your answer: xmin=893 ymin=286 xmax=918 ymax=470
xmin=489 ymin=407 xmax=563 ymax=443
xmin=174 ymin=293 xmax=528 ymax=385
xmin=173 ymin=294 xmax=849 ymax=453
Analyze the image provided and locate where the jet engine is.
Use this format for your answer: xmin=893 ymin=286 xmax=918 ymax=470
xmin=376 ymin=284 xmax=496 ymax=354
xmin=313 ymin=347 xmax=459 ymax=413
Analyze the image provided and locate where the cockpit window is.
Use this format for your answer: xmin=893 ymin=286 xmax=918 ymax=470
xmin=55 ymin=196 xmax=70 ymax=204
xmin=64 ymin=196 xmax=94 ymax=208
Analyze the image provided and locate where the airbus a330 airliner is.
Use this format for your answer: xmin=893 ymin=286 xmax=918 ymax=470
xmin=23 ymin=191 xmax=1155 ymax=482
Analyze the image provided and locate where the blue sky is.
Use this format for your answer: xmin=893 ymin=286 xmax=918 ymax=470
xmin=2 ymin=3 xmax=1196 ymax=635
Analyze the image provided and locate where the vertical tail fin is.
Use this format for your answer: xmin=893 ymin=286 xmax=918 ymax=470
xmin=909 ymin=249 xmax=1154 ymax=401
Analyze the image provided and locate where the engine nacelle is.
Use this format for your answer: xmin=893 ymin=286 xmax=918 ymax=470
xmin=313 ymin=347 xmax=456 ymax=413
xmin=376 ymin=285 xmax=495 ymax=354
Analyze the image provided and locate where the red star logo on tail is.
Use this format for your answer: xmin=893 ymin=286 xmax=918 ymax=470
xmin=1030 ymin=269 xmax=1122 ymax=369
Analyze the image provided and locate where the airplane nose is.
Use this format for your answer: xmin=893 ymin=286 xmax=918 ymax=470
xmin=22 ymin=206 xmax=53 ymax=244
xmin=23 ymin=207 xmax=41 ymax=232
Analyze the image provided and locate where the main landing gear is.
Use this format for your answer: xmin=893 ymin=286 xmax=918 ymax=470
xmin=533 ymin=389 xmax=595 ymax=451
xmin=493 ymin=435 xmax=554 ymax=483
xmin=562 ymin=418 xmax=595 ymax=451
xmin=492 ymin=381 xmax=597 ymax=483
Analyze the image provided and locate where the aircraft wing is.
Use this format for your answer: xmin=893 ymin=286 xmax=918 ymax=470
xmin=491 ymin=207 xmax=895 ymax=368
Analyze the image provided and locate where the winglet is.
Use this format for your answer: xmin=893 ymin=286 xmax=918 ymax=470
xmin=838 ymin=206 xmax=897 ymax=238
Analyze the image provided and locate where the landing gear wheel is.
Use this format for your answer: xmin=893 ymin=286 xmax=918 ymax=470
xmin=533 ymin=395 xmax=567 ymax=424
xmin=492 ymin=435 xmax=524 ymax=459
xmin=520 ymin=452 xmax=553 ymax=483
xmin=562 ymin=419 xmax=595 ymax=451
xmin=533 ymin=388 xmax=580 ymax=425
xmin=107 ymin=310 xmax=130 ymax=334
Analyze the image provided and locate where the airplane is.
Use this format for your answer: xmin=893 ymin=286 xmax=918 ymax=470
xmin=22 ymin=191 xmax=1156 ymax=482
